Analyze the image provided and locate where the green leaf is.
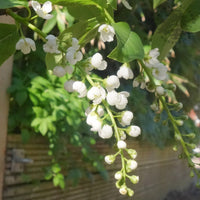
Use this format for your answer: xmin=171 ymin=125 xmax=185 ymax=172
xmin=0 ymin=0 xmax=28 ymax=9
xmin=42 ymin=11 xmax=57 ymax=34
xmin=153 ymin=0 xmax=166 ymax=9
xmin=52 ymin=164 xmax=61 ymax=173
xmin=48 ymin=0 xmax=102 ymax=20
xmin=108 ymin=22 xmax=144 ymax=63
xmin=39 ymin=119 xmax=48 ymax=135
xmin=15 ymin=90 xmax=28 ymax=106
xmin=0 ymin=24 xmax=20 ymax=66
xmin=53 ymin=173 xmax=65 ymax=188
xmin=181 ymin=0 xmax=200 ymax=33
xmin=152 ymin=10 xmax=182 ymax=60
xmin=107 ymin=0 xmax=117 ymax=9
xmin=45 ymin=53 xmax=63 ymax=70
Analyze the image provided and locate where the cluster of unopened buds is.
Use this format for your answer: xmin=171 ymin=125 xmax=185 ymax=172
xmin=14 ymin=0 xmax=198 ymax=196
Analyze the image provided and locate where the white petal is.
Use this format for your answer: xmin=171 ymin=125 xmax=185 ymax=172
xmin=42 ymin=1 xmax=52 ymax=13
xmin=31 ymin=1 xmax=41 ymax=11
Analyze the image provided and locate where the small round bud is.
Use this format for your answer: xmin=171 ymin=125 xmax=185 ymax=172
xmin=127 ymin=125 xmax=141 ymax=137
xmin=127 ymin=188 xmax=134 ymax=197
xmin=114 ymin=171 xmax=123 ymax=180
xmin=117 ymin=140 xmax=127 ymax=149
xmin=176 ymin=120 xmax=184 ymax=126
xmin=156 ymin=86 xmax=165 ymax=96
xmin=129 ymin=175 xmax=139 ymax=184
xmin=126 ymin=160 xmax=138 ymax=172
xmin=104 ymin=155 xmax=115 ymax=164
xmin=119 ymin=130 xmax=126 ymax=140
xmin=119 ymin=186 xmax=127 ymax=195
xmin=127 ymin=149 xmax=137 ymax=159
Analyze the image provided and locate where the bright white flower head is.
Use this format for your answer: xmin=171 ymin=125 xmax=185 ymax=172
xmin=117 ymin=63 xmax=134 ymax=80
xmin=72 ymin=81 xmax=87 ymax=98
xmin=120 ymin=111 xmax=134 ymax=126
xmin=64 ymin=80 xmax=75 ymax=93
xmin=86 ymin=112 xmax=102 ymax=132
xmin=127 ymin=160 xmax=138 ymax=171
xmin=156 ymin=85 xmax=165 ymax=96
xmin=98 ymin=124 xmax=113 ymax=139
xmin=128 ymin=125 xmax=141 ymax=137
xmin=90 ymin=53 xmax=107 ymax=70
xmin=87 ymin=86 xmax=106 ymax=105
xmin=104 ymin=155 xmax=115 ymax=165
xmin=105 ymin=75 xmax=120 ymax=91
xmin=106 ymin=90 xmax=129 ymax=110
xmin=43 ymin=35 xmax=60 ymax=54
xmin=117 ymin=140 xmax=127 ymax=149
xmin=66 ymin=47 xmax=83 ymax=65
xmin=152 ymin=63 xmax=168 ymax=81
xmin=16 ymin=38 xmax=36 ymax=54
xmin=119 ymin=187 xmax=127 ymax=195
xmin=53 ymin=66 xmax=66 ymax=77
xmin=145 ymin=48 xmax=160 ymax=68
xmin=31 ymin=1 xmax=53 ymax=19
xmin=98 ymin=24 xmax=115 ymax=42
xmin=114 ymin=171 xmax=122 ymax=180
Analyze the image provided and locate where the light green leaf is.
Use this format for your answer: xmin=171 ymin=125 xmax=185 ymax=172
xmin=52 ymin=164 xmax=61 ymax=173
xmin=152 ymin=10 xmax=182 ymax=60
xmin=107 ymin=0 xmax=117 ymax=9
xmin=39 ymin=120 xmax=48 ymax=135
xmin=0 ymin=0 xmax=28 ymax=9
xmin=45 ymin=53 xmax=63 ymax=70
xmin=181 ymin=0 xmax=200 ymax=33
xmin=0 ymin=24 xmax=19 ymax=66
xmin=42 ymin=11 xmax=57 ymax=34
xmin=153 ymin=0 xmax=166 ymax=9
xmin=108 ymin=22 xmax=144 ymax=63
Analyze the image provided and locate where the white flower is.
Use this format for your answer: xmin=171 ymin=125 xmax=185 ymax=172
xmin=66 ymin=47 xmax=83 ymax=65
xmin=120 ymin=111 xmax=134 ymax=126
xmin=156 ymin=86 xmax=165 ymax=96
xmin=106 ymin=90 xmax=129 ymax=110
xmin=152 ymin=63 xmax=168 ymax=80
xmin=127 ymin=160 xmax=138 ymax=170
xmin=117 ymin=140 xmax=127 ymax=149
xmin=119 ymin=187 xmax=127 ymax=195
xmin=98 ymin=24 xmax=115 ymax=42
xmin=115 ymin=92 xmax=129 ymax=110
xmin=43 ymin=35 xmax=60 ymax=53
xmin=114 ymin=172 xmax=122 ymax=180
xmin=105 ymin=75 xmax=120 ymax=91
xmin=64 ymin=80 xmax=75 ymax=93
xmin=71 ymin=38 xmax=80 ymax=50
xmin=90 ymin=53 xmax=107 ymax=70
xmin=53 ymin=66 xmax=66 ymax=77
xmin=104 ymin=155 xmax=115 ymax=165
xmin=16 ymin=38 xmax=36 ymax=54
xmin=106 ymin=90 xmax=119 ymax=106
xmin=86 ymin=112 xmax=102 ymax=132
xmin=117 ymin=63 xmax=134 ymax=80
xmin=87 ymin=86 xmax=106 ymax=105
xmin=133 ymin=79 xmax=140 ymax=87
xmin=145 ymin=48 xmax=160 ymax=68
xmin=97 ymin=106 xmax=104 ymax=117
xmin=72 ymin=81 xmax=87 ymax=98
xmin=98 ymin=125 xmax=113 ymax=139
xmin=127 ymin=125 xmax=141 ymax=137
xmin=64 ymin=65 xmax=74 ymax=74
xmin=31 ymin=1 xmax=53 ymax=19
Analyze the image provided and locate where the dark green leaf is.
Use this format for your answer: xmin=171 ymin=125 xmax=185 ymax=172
xmin=181 ymin=0 xmax=200 ymax=33
xmin=15 ymin=90 xmax=28 ymax=106
xmin=108 ymin=22 xmax=144 ymax=63
xmin=0 ymin=0 xmax=28 ymax=9
xmin=0 ymin=24 xmax=19 ymax=66
xmin=45 ymin=53 xmax=63 ymax=70
xmin=153 ymin=0 xmax=167 ymax=9
xmin=107 ymin=0 xmax=117 ymax=9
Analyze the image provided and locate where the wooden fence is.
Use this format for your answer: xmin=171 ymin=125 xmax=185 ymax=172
xmin=3 ymin=134 xmax=192 ymax=200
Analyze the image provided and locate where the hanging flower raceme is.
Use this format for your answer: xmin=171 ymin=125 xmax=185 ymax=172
xmin=16 ymin=38 xmax=36 ymax=54
xmin=31 ymin=1 xmax=53 ymax=19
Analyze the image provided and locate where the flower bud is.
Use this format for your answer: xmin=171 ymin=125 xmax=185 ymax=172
xmin=129 ymin=175 xmax=139 ymax=184
xmin=127 ymin=188 xmax=134 ymax=197
xmin=119 ymin=186 xmax=127 ymax=195
xmin=156 ymin=86 xmax=165 ymax=96
xmin=117 ymin=140 xmax=127 ymax=149
xmin=175 ymin=120 xmax=184 ymax=126
xmin=126 ymin=160 xmax=138 ymax=172
xmin=119 ymin=130 xmax=126 ymax=140
xmin=114 ymin=171 xmax=123 ymax=180
xmin=127 ymin=125 xmax=141 ymax=137
xmin=127 ymin=149 xmax=137 ymax=159
xmin=104 ymin=155 xmax=115 ymax=164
